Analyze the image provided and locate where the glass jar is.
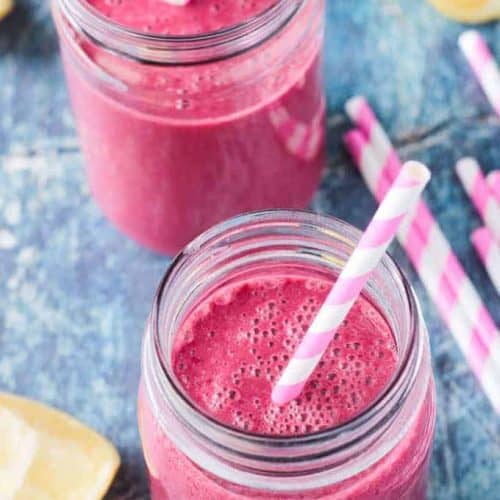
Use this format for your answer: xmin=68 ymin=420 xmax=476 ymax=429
xmin=51 ymin=0 xmax=326 ymax=255
xmin=138 ymin=210 xmax=436 ymax=500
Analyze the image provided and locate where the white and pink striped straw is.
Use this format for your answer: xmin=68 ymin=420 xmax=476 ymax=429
xmin=487 ymin=171 xmax=500 ymax=204
xmin=271 ymin=162 xmax=431 ymax=406
xmin=344 ymin=130 xmax=500 ymax=413
xmin=456 ymin=158 xmax=500 ymax=241
xmin=268 ymin=97 xmax=326 ymax=162
xmin=459 ymin=30 xmax=500 ymax=117
xmin=344 ymin=97 xmax=499 ymax=362
xmin=472 ymin=227 xmax=500 ymax=294
xmin=162 ymin=0 xmax=190 ymax=5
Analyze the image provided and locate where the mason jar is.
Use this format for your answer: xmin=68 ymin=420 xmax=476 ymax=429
xmin=51 ymin=1 xmax=326 ymax=254
xmin=138 ymin=210 xmax=436 ymax=499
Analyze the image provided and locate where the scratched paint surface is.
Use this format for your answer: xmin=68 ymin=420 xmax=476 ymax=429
xmin=0 ymin=1 xmax=499 ymax=498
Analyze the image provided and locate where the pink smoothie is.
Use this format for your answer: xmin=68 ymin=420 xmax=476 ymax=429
xmin=56 ymin=0 xmax=325 ymax=254
xmin=139 ymin=275 xmax=435 ymax=499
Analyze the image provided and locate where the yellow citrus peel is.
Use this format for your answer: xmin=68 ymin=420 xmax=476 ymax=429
xmin=0 ymin=0 xmax=13 ymax=20
xmin=427 ymin=0 xmax=500 ymax=23
xmin=0 ymin=392 xmax=120 ymax=500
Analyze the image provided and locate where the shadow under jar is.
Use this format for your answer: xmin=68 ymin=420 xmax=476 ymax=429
xmin=138 ymin=210 xmax=437 ymax=499
xmin=51 ymin=0 xmax=326 ymax=255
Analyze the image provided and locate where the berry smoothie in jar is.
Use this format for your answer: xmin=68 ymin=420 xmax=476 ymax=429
xmin=138 ymin=211 xmax=436 ymax=499
xmin=52 ymin=0 xmax=326 ymax=254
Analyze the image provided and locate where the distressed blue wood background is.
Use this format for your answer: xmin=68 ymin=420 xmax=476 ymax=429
xmin=0 ymin=1 xmax=499 ymax=498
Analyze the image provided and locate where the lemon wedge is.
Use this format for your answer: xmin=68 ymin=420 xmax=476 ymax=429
xmin=0 ymin=408 xmax=38 ymax=500
xmin=427 ymin=0 xmax=500 ymax=23
xmin=0 ymin=0 xmax=13 ymax=20
xmin=0 ymin=392 xmax=120 ymax=500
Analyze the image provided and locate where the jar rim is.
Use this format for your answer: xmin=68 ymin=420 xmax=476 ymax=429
xmin=55 ymin=0 xmax=304 ymax=64
xmin=146 ymin=209 xmax=424 ymax=470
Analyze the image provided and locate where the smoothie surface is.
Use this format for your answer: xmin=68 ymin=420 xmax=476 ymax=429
xmin=173 ymin=275 xmax=398 ymax=436
xmin=86 ymin=0 xmax=280 ymax=35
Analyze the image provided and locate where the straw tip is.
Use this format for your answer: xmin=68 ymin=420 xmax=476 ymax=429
xmin=458 ymin=30 xmax=480 ymax=50
xmin=456 ymin=157 xmax=478 ymax=169
xmin=162 ymin=0 xmax=191 ymax=5
xmin=345 ymin=96 xmax=366 ymax=118
xmin=456 ymin=157 xmax=480 ymax=180
xmin=401 ymin=161 xmax=431 ymax=185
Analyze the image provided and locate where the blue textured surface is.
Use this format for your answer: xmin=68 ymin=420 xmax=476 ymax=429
xmin=0 ymin=1 xmax=499 ymax=498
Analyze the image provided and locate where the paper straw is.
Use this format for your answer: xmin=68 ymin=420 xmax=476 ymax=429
xmin=162 ymin=0 xmax=190 ymax=5
xmin=472 ymin=227 xmax=500 ymax=294
xmin=345 ymin=97 xmax=500 ymax=362
xmin=268 ymin=97 xmax=326 ymax=161
xmin=487 ymin=171 xmax=500 ymax=204
xmin=456 ymin=158 xmax=500 ymax=241
xmin=272 ymin=162 xmax=431 ymax=406
xmin=345 ymin=97 xmax=396 ymax=181
xmin=344 ymin=131 xmax=500 ymax=413
xmin=459 ymin=30 xmax=500 ymax=117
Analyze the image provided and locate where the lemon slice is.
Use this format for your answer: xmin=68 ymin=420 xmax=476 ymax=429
xmin=0 ymin=408 xmax=38 ymax=499
xmin=427 ymin=0 xmax=500 ymax=23
xmin=0 ymin=0 xmax=13 ymax=20
xmin=0 ymin=392 xmax=120 ymax=500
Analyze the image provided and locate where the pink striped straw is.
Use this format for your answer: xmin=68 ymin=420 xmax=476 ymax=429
xmin=459 ymin=30 xmax=500 ymax=117
xmin=487 ymin=170 xmax=500 ymax=204
xmin=472 ymin=227 xmax=500 ymax=294
xmin=344 ymin=131 xmax=500 ymax=413
xmin=268 ymin=97 xmax=326 ymax=161
xmin=456 ymin=158 xmax=500 ymax=241
xmin=162 ymin=0 xmax=190 ymax=5
xmin=345 ymin=97 xmax=500 ymax=366
xmin=271 ymin=162 xmax=431 ymax=406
